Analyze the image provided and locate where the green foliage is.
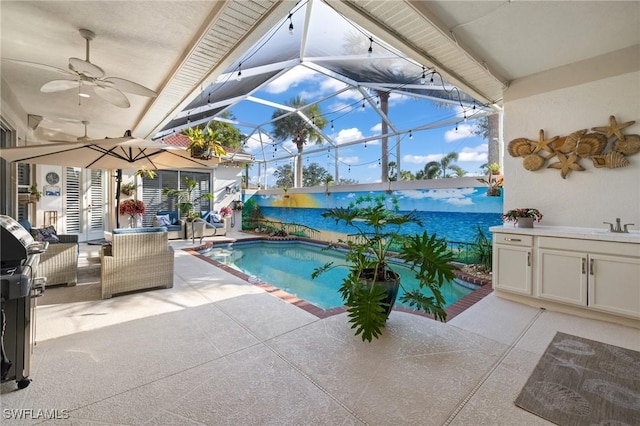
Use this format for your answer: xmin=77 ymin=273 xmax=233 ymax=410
xmin=162 ymin=176 xmax=213 ymax=216
xmin=303 ymin=163 xmax=331 ymax=187
xmin=472 ymin=225 xmax=493 ymax=271
xmin=208 ymin=119 xmax=245 ymax=150
xmin=312 ymin=195 xmax=457 ymax=342
xmin=271 ymin=96 xmax=327 ymax=147
xmin=274 ymin=164 xmax=294 ymax=189
xmin=182 ymin=125 xmax=227 ymax=158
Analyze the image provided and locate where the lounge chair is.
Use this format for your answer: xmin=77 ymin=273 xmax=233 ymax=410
xmin=100 ymin=227 xmax=174 ymax=298
xmin=152 ymin=210 xmax=185 ymax=239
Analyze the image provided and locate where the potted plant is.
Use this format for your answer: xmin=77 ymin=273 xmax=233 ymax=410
xmin=487 ymin=162 xmax=501 ymax=175
xmin=29 ymin=183 xmax=42 ymax=203
xmin=312 ymin=195 xmax=457 ymax=342
xmin=476 ymin=176 xmax=503 ymax=197
xmin=182 ymin=125 xmax=227 ymax=160
xmin=120 ymin=182 xmax=136 ymax=196
xmin=135 ymin=169 xmax=157 ymax=179
xmin=502 ymin=208 xmax=543 ymax=228
xmin=162 ymin=176 xmax=214 ymax=219
xmin=119 ymin=199 xmax=146 ymax=228
xmin=220 ymin=206 xmax=233 ymax=217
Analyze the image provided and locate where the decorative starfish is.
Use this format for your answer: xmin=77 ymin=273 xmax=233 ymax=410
xmin=532 ymin=129 xmax=558 ymax=154
xmin=592 ymin=115 xmax=635 ymax=141
xmin=547 ymin=152 xmax=585 ymax=179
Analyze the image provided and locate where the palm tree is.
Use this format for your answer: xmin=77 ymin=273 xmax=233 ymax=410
xmin=416 ymin=161 xmax=441 ymax=180
xmin=271 ymin=96 xmax=327 ymax=188
xmin=439 ymin=152 xmax=459 ymax=178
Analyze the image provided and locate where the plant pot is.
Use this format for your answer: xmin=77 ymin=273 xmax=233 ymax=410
xmin=517 ymin=217 xmax=534 ymax=228
xmin=360 ymin=268 xmax=400 ymax=317
xmin=190 ymin=146 xmax=212 ymax=160
xmin=486 ymin=188 xmax=501 ymax=197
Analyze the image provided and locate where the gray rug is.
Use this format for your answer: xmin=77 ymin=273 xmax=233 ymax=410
xmin=515 ymin=332 xmax=640 ymax=425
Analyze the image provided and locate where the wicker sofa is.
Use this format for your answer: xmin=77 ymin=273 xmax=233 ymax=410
xmin=100 ymin=227 xmax=174 ymax=299
xmin=152 ymin=210 xmax=185 ymax=239
xmin=18 ymin=219 xmax=78 ymax=287
xmin=185 ymin=211 xmax=227 ymax=243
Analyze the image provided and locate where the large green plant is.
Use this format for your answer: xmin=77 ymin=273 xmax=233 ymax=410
xmin=162 ymin=176 xmax=214 ymax=217
xmin=312 ymin=195 xmax=457 ymax=342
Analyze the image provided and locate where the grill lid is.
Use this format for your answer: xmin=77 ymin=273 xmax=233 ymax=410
xmin=0 ymin=215 xmax=42 ymax=268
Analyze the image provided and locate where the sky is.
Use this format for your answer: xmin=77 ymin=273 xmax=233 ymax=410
xmin=232 ymin=66 xmax=490 ymax=187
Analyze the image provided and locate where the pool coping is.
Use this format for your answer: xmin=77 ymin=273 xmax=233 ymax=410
xmin=184 ymin=237 xmax=493 ymax=321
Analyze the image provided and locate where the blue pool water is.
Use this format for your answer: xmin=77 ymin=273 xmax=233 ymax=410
xmin=202 ymin=240 xmax=474 ymax=310
xmin=258 ymin=207 xmax=502 ymax=243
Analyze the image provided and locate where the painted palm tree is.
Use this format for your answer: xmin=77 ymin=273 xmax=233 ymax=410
xmin=271 ymin=96 xmax=327 ymax=187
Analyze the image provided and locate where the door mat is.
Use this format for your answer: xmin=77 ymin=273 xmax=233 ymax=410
xmin=515 ymin=331 xmax=640 ymax=425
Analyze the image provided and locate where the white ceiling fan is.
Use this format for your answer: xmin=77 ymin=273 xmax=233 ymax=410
xmin=4 ymin=29 xmax=157 ymax=108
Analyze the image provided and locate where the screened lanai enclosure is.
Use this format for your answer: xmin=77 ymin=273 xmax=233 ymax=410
xmin=153 ymin=0 xmax=498 ymax=187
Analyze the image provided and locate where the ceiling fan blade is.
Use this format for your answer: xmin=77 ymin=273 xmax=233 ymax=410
xmin=103 ymin=77 xmax=157 ymax=97
xmin=69 ymin=57 xmax=104 ymax=78
xmin=93 ymin=86 xmax=130 ymax=108
xmin=41 ymin=79 xmax=79 ymax=93
xmin=2 ymin=58 xmax=75 ymax=76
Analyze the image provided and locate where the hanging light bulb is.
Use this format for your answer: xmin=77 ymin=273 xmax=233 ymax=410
xmin=430 ymin=72 xmax=435 ymax=84
xmin=463 ymin=111 xmax=467 ymax=122
xmin=420 ymin=67 xmax=426 ymax=85
xmin=361 ymin=99 xmax=366 ymax=110
xmin=378 ymin=158 xmax=381 ymax=166
xmin=236 ymin=63 xmax=242 ymax=81
xmin=312 ymin=115 xmax=315 ymax=125
xmin=331 ymin=120 xmax=334 ymax=130
xmin=455 ymin=123 xmax=458 ymax=131
xmin=367 ymin=37 xmax=373 ymax=56
xmin=409 ymin=130 xmax=413 ymax=140
xmin=376 ymin=96 xmax=380 ymax=106
xmin=288 ymin=13 xmax=294 ymax=34
xmin=364 ymin=141 xmax=367 ymax=149
xmin=348 ymin=165 xmax=351 ymax=173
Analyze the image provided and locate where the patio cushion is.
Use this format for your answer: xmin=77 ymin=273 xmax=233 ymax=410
xmin=155 ymin=214 xmax=172 ymax=226
xmin=30 ymin=225 xmax=60 ymax=243
xmin=113 ymin=226 xmax=168 ymax=235
xmin=156 ymin=210 xmax=179 ymax=225
xmin=201 ymin=210 xmax=222 ymax=224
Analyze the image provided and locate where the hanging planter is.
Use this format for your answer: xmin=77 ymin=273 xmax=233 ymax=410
xmin=183 ymin=125 xmax=227 ymax=160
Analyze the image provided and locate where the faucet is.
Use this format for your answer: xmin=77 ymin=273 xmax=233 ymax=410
xmin=603 ymin=218 xmax=634 ymax=233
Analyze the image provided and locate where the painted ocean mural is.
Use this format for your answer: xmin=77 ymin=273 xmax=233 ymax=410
xmin=247 ymin=187 xmax=503 ymax=243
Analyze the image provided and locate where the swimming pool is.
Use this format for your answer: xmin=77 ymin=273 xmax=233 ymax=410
xmin=201 ymin=240 xmax=475 ymax=310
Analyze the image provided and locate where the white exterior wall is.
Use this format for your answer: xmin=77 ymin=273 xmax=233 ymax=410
xmin=213 ymin=166 xmax=243 ymax=212
xmin=503 ymin=46 xmax=640 ymax=228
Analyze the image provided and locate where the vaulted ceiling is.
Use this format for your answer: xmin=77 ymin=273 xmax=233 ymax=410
xmin=1 ymin=1 xmax=638 ymax=145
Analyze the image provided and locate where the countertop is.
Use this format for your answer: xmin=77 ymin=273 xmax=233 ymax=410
xmin=490 ymin=224 xmax=640 ymax=244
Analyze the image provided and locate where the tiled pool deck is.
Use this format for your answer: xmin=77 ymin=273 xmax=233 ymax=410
xmin=2 ymin=232 xmax=637 ymax=425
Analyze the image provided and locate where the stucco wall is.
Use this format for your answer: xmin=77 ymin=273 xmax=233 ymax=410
xmin=503 ymin=50 xmax=640 ymax=228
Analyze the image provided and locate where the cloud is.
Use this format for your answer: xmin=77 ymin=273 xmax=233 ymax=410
xmin=458 ymin=143 xmax=488 ymax=162
xmin=444 ymin=123 xmax=477 ymax=142
xmin=338 ymin=156 xmax=359 ymax=164
xmin=335 ymin=128 xmax=363 ymax=144
xmin=243 ymin=132 xmax=273 ymax=152
xmin=370 ymin=123 xmax=382 ymax=133
xmin=398 ymin=188 xmax=475 ymax=206
xmin=402 ymin=154 xmax=443 ymax=164
xmin=264 ymin=66 xmax=319 ymax=94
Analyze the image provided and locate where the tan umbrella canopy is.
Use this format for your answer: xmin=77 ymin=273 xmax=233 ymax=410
xmin=0 ymin=136 xmax=224 ymax=170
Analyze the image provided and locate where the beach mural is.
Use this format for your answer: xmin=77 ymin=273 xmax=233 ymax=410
xmin=245 ymin=187 xmax=503 ymax=243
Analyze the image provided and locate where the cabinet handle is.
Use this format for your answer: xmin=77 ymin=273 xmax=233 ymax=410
xmin=581 ymin=258 xmax=586 ymax=274
xmin=527 ymin=252 xmax=531 ymax=267
xmin=589 ymin=258 xmax=594 ymax=276
xmin=505 ymin=238 xmax=521 ymax=242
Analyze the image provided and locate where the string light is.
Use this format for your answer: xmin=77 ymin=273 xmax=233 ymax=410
xmin=348 ymin=165 xmax=351 ymax=173
xmin=378 ymin=158 xmax=381 ymax=166
xmin=430 ymin=72 xmax=434 ymax=84
xmin=236 ymin=63 xmax=242 ymax=81
xmin=331 ymin=120 xmax=334 ymax=130
xmin=367 ymin=36 xmax=373 ymax=56
xmin=364 ymin=141 xmax=367 ymax=149
xmin=376 ymin=96 xmax=380 ymax=106
xmin=312 ymin=115 xmax=315 ymax=125
xmin=409 ymin=130 xmax=413 ymax=140
xmin=288 ymin=13 xmax=294 ymax=34
xmin=361 ymin=99 xmax=366 ymax=110
xmin=420 ymin=67 xmax=426 ymax=85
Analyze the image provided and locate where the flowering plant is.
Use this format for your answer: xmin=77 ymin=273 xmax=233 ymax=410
xmin=502 ymin=208 xmax=543 ymax=223
xmin=119 ymin=199 xmax=146 ymax=217
xmin=220 ymin=206 xmax=233 ymax=217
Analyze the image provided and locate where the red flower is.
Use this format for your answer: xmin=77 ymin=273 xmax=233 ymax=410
xmin=119 ymin=199 xmax=146 ymax=217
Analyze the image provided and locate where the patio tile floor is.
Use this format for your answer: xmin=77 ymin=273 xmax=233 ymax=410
xmin=1 ymin=234 xmax=638 ymax=425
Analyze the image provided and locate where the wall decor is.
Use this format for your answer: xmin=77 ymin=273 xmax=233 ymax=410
xmin=508 ymin=115 xmax=639 ymax=179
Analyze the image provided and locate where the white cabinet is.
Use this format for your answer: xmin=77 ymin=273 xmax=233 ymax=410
xmin=588 ymin=253 xmax=640 ymax=318
xmin=537 ymin=248 xmax=587 ymax=306
xmin=492 ymin=233 xmax=533 ymax=295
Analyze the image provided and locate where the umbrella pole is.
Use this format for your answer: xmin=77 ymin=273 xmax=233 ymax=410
xmin=115 ymin=169 xmax=122 ymax=228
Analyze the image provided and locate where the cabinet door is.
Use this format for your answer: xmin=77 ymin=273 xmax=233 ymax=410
xmin=537 ymin=249 xmax=587 ymax=306
xmin=588 ymin=254 xmax=640 ymax=319
xmin=493 ymin=245 xmax=532 ymax=295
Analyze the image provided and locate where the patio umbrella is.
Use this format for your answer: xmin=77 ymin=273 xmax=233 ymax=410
xmin=0 ymin=136 xmax=225 ymax=227
xmin=0 ymin=136 xmax=223 ymax=170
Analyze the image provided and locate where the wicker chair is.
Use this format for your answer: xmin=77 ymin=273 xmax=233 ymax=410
xmin=100 ymin=227 xmax=174 ymax=299
xmin=18 ymin=219 xmax=78 ymax=287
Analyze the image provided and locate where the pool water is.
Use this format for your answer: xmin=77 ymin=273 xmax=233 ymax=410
xmin=202 ymin=240 xmax=474 ymax=310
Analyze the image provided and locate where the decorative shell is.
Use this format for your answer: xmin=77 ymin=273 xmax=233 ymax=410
xmin=556 ymin=129 xmax=587 ymax=153
xmin=613 ymin=134 xmax=640 ymax=156
xmin=591 ymin=151 xmax=630 ymax=168
xmin=575 ymin=133 xmax=607 ymax=158
xmin=507 ymin=138 xmax=533 ymax=157
xmin=522 ymin=154 xmax=546 ymax=171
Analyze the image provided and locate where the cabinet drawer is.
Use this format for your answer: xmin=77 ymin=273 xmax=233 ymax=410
xmin=493 ymin=233 xmax=533 ymax=247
